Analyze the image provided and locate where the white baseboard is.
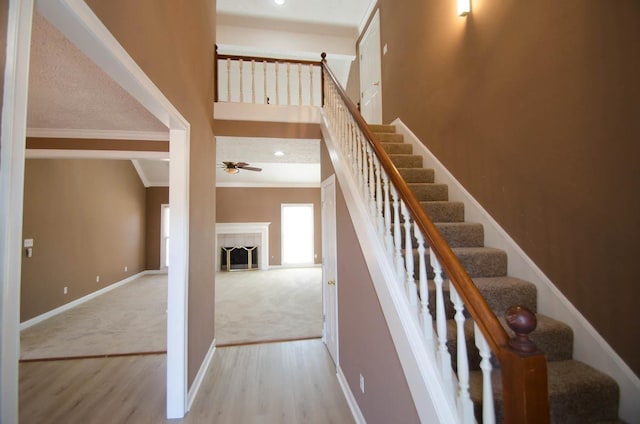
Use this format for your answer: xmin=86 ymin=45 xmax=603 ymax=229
xmin=19 ymin=270 xmax=154 ymax=330
xmin=337 ymin=366 xmax=366 ymax=424
xmin=187 ymin=338 xmax=217 ymax=412
xmin=392 ymin=118 xmax=640 ymax=423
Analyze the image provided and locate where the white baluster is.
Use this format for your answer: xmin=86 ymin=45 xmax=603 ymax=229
xmin=374 ymin=157 xmax=385 ymax=241
xmin=251 ymin=60 xmax=256 ymax=104
xmin=226 ymin=58 xmax=231 ymax=102
xmin=239 ymin=59 xmax=244 ymax=103
xmin=432 ymin=253 xmax=454 ymax=396
xmin=298 ymin=63 xmax=302 ymax=105
xmin=450 ymin=284 xmax=474 ymax=424
xmin=401 ymin=201 xmax=417 ymax=306
xmin=391 ymin=186 xmax=405 ymax=286
xmin=275 ymin=62 xmax=280 ymax=105
xmin=362 ymin=142 xmax=370 ymax=206
xmin=475 ymin=323 xmax=496 ymax=424
xmin=414 ymin=225 xmax=434 ymax=347
xmin=286 ymin=62 xmax=291 ymax=105
xmin=263 ymin=61 xmax=268 ymax=104
xmin=383 ymin=173 xmax=394 ymax=256
xmin=367 ymin=147 xmax=376 ymax=219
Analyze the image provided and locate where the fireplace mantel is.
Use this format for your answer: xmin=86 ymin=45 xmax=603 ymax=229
xmin=215 ymin=222 xmax=270 ymax=271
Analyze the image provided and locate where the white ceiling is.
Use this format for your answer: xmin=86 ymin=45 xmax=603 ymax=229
xmin=27 ymin=2 xmax=374 ymax=187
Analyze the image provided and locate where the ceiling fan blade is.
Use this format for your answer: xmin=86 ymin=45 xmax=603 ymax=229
xmin=235 ymin=162 xmax=250 ymax=167
xmin=242 ymin=166 xmax=262 ymax=172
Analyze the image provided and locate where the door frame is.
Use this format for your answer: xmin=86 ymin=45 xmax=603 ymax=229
xmin=359 ymin=8 xmax=383 ymax=124
xmin=1 ymin=0 xmax=191 ymax=420
xmin=321 ymin=175 xmax=338 ymax=365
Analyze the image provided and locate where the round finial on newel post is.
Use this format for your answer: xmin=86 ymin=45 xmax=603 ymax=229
xmin=505 ymin=305 xmax=538 ymax=353
xmin=321 ymin=52 xmax=327 ymax=62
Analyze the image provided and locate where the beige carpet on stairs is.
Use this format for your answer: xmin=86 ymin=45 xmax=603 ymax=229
xmin=20 ymin=267 xmax=322 ymax=360
xmin=215 ymin=267 xmax=323 ymax=346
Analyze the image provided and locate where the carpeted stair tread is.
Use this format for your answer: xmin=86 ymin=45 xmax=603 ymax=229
xmin=426 ymin=277 xmax=537 ymax=321
xmin=369 ymin=124 xmax=396 ymax=133
xmin=434 ymin=222 xmax=484 ymax=247
xmin=421 ymin=201 xmax=465 ymax=222
xmin=408 ymin=183 xmax=449 ymax=201
xmin=375 ymin=132 xmax=404 ymax=143
xmin=426 ymin=247 xmax=507 ymax=278
xmin=381 ymin=142 xmax=413 ymax=154
xmin=469 ymin=360 xmax=620 ymax=423
xmin=390 ymin=154 xmax=422 ymax=168
xmin=399 ymin=168 xmax=435 ymax=183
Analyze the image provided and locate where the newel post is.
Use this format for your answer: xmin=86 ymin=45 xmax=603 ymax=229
xmin=320 ymin=52 xmax=327 ymax=107
xmin=500 ymin=306 xmax=550 ymax=423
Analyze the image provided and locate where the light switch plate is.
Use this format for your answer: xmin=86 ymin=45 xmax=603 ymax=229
xmin=24 ymin=239 xmax=34 ymax=248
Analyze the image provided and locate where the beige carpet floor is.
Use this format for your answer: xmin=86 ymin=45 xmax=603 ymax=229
xmin=20 ymin=267 xmax=322 ymax=360
xmin=20 ymin=274 xmax=167 ymax=360
xmin=215 ymin=267 xmax=322 ymax=346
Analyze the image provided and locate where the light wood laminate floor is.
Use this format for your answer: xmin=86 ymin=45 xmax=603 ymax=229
xmin=20 ymin=339 xmax=354 ymax=424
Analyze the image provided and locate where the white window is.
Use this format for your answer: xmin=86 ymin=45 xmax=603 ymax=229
xmin=281 ymin=203 xmax=314 ymax=265
xmin=161 ymin=204 xmax=170 ymax=268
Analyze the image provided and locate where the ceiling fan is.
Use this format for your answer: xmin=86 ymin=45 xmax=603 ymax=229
xmin=220 ymin=161 xmax=262 ymax=174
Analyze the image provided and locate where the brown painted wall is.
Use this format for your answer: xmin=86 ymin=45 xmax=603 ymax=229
xmin=375 ymin=0 xmax=640 ymax=373
xmin=86 ymin=0 xmax=217 ymax=385
xmin=213 ymin=120 xmax=320 ymax=139
xmin=0 ymin=0 xmax=7 ymax=113
xmin=321 ymin=140 xmax=419 ymax=422
xmin=21 ymin=159 xmax=146 ymax=321
xmin=26 ymin=137 xmax=169 ymax=152
xmin=146 ymin=187 xmax=169 ymax=270
xmin=216 ymin=187 xmax=321 ymax=266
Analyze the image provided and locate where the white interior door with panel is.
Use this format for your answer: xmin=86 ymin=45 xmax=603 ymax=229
xmin=321 ymin=176 xmax=338 ymax=365
xmin=359 ymin=9 xmax=383 ymax=124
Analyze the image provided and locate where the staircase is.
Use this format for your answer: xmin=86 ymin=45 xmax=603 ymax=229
xmin=369 ymin=124 xmax=622 ymax=424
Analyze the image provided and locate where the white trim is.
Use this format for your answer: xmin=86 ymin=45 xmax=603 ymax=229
xmin=216 ymin=182 xmax=320 ymax=188
xmin=132 ymin=160 xmax=151 ymax=187
xmin=20 ymin=271 xmax=148 ymax=331
xmin=26 ymin=149 xmax=169 ymax=160
xmin=26 ymin=128 xmax=169 ymax=141
xmin=0 ymin=1 xmax=34 ymax=422
xmin=35 ymin=1 xmax=192 ymax=419
xmin=214 ymin=102 xmax=321 ymax=123
xmin=186 ymin=338 xmax=216 ymax=411
xmin=322 ymin=113 xmax=458 ymax=423
xmin=392 ymin=118 xmax=640 ymax=423
xmin=160 ymin=203 xmax=170 ymax=270
xmin=337 ymin=366 xmax=366 ymax=424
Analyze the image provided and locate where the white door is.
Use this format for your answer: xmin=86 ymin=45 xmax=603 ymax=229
xmin=321 ymin=176 xmax=338 ymax=364
xmin=359 ymin=9 xmax=383 ymax=124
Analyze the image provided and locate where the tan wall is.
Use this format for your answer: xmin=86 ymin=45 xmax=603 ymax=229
xmin=375 ymin=0 xmax=640 ymax=373
xmin=146 ymin=187 xmax=169 ymax=270
xmin=0 ymin=0 xmax=6 ymax=110
xmin=26 ymin=137 xmax=169 ymax=152
xmin=86 ymin=0 xmax=217 ymax=385
xmin=216 ymin=187 xmax=321 ymax=266
xmin=21 ymin=159 xmax=146 ymax=321
xmin=322 ymin=140 xmax=419 ymax=422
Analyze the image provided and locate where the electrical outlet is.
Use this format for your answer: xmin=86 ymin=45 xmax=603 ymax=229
xmin=63 ymin=286 xmax=68 ymax=295
xmin=124 ymin=266 xmax=128 ymax=272
xmin=360 ymin=374 xmax=365 ymax=393
xmin=96 ymin=275 xmax=100 ymax=283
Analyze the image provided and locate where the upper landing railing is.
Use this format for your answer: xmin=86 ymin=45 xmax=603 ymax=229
xmin=215 ymin=46 xmax=323 ymax=107
xmin=214 ymin=49 xmax=550 ymax=423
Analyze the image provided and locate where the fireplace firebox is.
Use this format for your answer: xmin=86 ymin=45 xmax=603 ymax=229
xmin=220 ymin=246 xmax=259 ymax=271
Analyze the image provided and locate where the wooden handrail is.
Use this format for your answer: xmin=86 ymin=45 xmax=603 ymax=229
xmin=320 ymin=57 xmax=549 ymax=423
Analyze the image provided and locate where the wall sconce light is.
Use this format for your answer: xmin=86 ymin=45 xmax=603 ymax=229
xmin=457 ymin=0 xmax=471 ymax=16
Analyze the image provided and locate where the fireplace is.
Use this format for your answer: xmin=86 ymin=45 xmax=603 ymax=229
xmin=215 ymin=222 xmax=270 ymax=271
xmin=220 ymin=246 xmax=259 ymax=271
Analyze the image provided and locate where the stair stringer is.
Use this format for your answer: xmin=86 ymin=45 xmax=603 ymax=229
xmin=321 ymin=114 xmax=459 ymax=424
xmin=392 ymin=118 xmax=640 ymax=423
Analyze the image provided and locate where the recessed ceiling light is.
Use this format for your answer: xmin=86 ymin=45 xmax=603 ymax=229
xmin=274 ymin=151 xmax=285 ymax=157
xmin=274 ymin=0 xmax=285 ymax=5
